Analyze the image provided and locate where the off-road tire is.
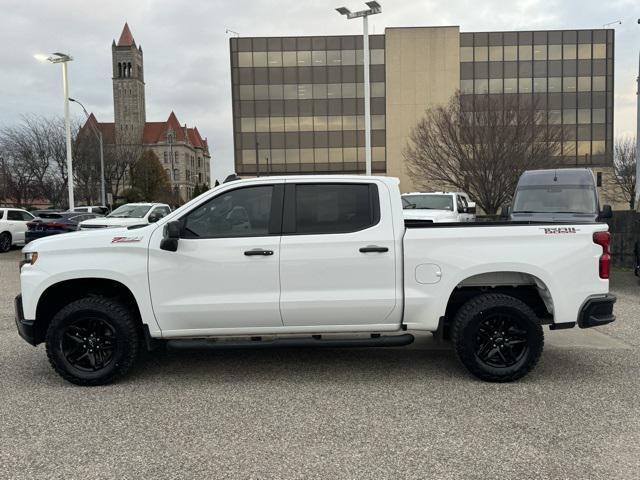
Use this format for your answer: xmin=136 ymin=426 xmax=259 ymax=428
xmin=451 ymin=293 xmax=544 ymax=382
xmin=45 ymin=296 xmax=140 ymax=386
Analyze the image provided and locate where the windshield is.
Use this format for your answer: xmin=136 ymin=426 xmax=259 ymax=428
xmin=402 ymin=195 xmax=453 ymax=211
xmin=108 ymin=205 xmax=151 ymax=219
xmin=513 ymin=186 xmax=597 ymax=214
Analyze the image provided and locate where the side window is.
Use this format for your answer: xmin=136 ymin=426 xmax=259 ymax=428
xmin=0 ymin=210 xmax=4 ymax=220
xmin=8 ymin=211 xmax=23 ymax=221
xmin=159 ymin=207 xmax=171 ymax=217
xmin=456 ymin=195 xmax=465 ymax=213
xmin=151 ymin=207 xmax=168 ymax=220
xmin=21 ymin=211 xmax=35 ymax=221
xmin=182 ymin=185 xmax=274 ymax=238
xmin=292 ymin=183 xmax=378 ymax=235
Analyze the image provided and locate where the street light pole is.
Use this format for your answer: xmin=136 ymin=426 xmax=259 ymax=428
xmin=34 ymin=52 xmax=74 ymax=208
xmin=635 ymin=22 xmax=640 ymax=210
xmin=62 ymin=61 xmax=74 ymax=209
xmin=363 ymin=14 xmax=371 ymax=176
xmin=69 ymin=98 xmax=106 ymax=207
xmin=336 ymin=2 xmax=381 ymax=176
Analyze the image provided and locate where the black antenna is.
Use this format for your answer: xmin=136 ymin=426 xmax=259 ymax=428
xmin=553 ymin=169 xmax=558 ymax=182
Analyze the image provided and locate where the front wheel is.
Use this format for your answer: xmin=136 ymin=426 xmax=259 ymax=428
xmin=45 ymin=296 xmax=140 ymax=386
xmin=451 ymin=293 xmax=544 ymax=382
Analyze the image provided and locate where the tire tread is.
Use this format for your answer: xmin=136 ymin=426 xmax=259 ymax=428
xmin=451 ymin=293 xmax=544 ymax=383
xmin=45 ymin=296 xmax=139 ymax=386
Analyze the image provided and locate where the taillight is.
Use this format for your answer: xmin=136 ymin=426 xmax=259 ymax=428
xmin=46 ymin=222 xmax=67 ymax=230
xmin=593 ymin=231 xmax=610 ymax=279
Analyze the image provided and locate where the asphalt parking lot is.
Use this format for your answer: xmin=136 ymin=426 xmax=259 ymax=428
xmin=1 ymin=249 xmax=639 ymax=479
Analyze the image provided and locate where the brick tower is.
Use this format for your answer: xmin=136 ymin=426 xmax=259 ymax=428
xmin=112 ymin=23 xmax=146 ymax=144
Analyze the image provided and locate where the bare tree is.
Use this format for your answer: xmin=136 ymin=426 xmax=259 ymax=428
xmin=612 ymin=136 xmax=637 ymax=210
xmin=129 ymin=149 xmax=171 ymax=202
xmin=104 ymin=130 xmax=142 ymax=204
xmin=403 ymin=92 xmax=562 ymax=214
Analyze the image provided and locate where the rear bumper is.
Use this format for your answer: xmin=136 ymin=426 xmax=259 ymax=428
xmin=577 ymin=294 xmax=616 ymax=328
xmin=14 ymin=294 xmax=37 ymax=346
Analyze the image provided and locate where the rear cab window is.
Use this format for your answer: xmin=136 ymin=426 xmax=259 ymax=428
xmin=284 ymin=183 xmax=380 ymax=235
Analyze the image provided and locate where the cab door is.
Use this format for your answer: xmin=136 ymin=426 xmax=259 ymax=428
xmin=148 ymin=182 xmax=284 ymax=334
xmin=279 ymin=180 xmax=400 ymax=328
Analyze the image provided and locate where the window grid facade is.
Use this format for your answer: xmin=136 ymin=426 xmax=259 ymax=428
xmin=230 ymin=35 xmax=386 ymax=175
xmin=459 ymin=29 xmax=614 ymax=166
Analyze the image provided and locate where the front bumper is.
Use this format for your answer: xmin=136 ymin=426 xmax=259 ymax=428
xmin=15 ymin=295 xmax=37 ymax=346
xmin=578 ymin=294 xmax=616 ymax=328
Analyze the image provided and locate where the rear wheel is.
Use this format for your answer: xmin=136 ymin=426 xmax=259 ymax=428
xmin=451 ymin=293 xmax=544 ymax=382
xmin=45 ymin=296 xmax=140 ymax=386
xmin=0 ymin=232 xmax=11 ymax=253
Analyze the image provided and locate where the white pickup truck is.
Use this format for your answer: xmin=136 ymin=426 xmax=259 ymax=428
xmin=15 ymin=176 xmax=616 ymax=386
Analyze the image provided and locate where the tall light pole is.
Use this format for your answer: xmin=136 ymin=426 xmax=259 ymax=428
xmin=69 ymin=98 xmax=106 ymax=207
xmin=337 ymin=1 xmax=381 ymax=176
xmin=34 ymin=52 xmax=75 ymax=209
xmin=636 ymin=19 xmax=640 ymax=211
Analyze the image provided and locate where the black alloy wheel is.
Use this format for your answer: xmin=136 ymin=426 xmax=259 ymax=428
xmin=474 ymin=314 xmax=528 ymax=368
xmin=451 ymin=293 xmax=544 ymax=382
xmin=60 ymin=317 xmax=116 ymax=372
xmin=46 ymin=296 xmax=140 ymax=386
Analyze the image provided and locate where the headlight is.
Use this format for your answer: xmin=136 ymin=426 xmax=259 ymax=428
xmin=20 ymin=252 xmax=38 ymax=270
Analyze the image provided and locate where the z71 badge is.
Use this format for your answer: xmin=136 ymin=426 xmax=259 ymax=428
xmin=541 ymin=227 xmax=579 ymax=235
xmin=111 ymin=236 xmax=143 ymax=243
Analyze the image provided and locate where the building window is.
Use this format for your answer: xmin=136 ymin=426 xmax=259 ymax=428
xmin=596 ymin=172 xmax=602 ymax=187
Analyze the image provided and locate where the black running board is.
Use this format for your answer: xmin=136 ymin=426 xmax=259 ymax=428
xmin=166 ymin=334 xmax=415 ymax=350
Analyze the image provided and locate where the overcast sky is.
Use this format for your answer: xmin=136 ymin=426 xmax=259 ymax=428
xmin=1 ymin=0 xmax=638 ymax=182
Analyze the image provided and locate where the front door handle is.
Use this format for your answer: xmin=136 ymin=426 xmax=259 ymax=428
xmin=244 ymin=249 xmax=274 ymax=256
xmin=359 ymin=245 xmax=389 ymax=253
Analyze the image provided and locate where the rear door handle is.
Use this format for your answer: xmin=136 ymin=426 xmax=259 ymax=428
xmin=244 ymin=249 xmax=274 ymax=256
xmin=359 ymin=245 xmax=389 ymax=253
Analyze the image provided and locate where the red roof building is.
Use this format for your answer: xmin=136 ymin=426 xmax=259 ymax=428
xmin=81 ymin=23 xmax=211 ymax=204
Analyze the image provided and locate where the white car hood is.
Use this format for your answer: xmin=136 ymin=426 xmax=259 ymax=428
xmin=80 ymin=217 xmax=148 ymax=228
xmin=403 ymin=209 xmax=456 ymax=222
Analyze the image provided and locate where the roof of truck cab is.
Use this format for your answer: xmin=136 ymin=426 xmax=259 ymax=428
xmin=225 ymin=175 xmax=399 ymax=185
xmin=517 ymin=168 xmax=595 ymax=187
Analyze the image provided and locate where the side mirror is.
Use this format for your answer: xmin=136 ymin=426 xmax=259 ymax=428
xmin=467 ymin=202 xmax=477 ymax=215
xmin=160 ymin=220 xmax=181 ymax=252
xmin=599 ymin=204 xmax=613 ymax=220
xmin=148 ymin=213 xmax=159 ymax=223
xmin=500 ymin=205 xmax=510 ymax=219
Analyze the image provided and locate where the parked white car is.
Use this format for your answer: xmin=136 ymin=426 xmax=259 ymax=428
xmin=402 ymin=192 xmax=476 ymax=222
xmin=79 ymin=203 xmax=171 ymax=230
xmin=68 ymin=206 xmax=110 ymax=215
xmin=0 ymin=208 xmax=35 ymax=252
xmin=16 ymin=176 xmax=615 ymax=386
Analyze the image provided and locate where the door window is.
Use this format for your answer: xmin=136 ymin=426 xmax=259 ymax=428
xmin=8 ymin=211 xmax=26 ymax=221
xmin=21 ymin=211 xmax=34 ymax=221
xmin=290 ymin=183 xmax=378 ymax=234
xmin=150 ymin=207 xmax=170 ymax=220
xmin=182 ymin=186 xmax=274 ymax=238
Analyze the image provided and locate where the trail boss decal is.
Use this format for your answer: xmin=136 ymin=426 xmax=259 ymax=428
xmin=540 ymin=227 xmax=579 ymax=235
xmin=111 ymin=236 xmax=143 ymax=243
